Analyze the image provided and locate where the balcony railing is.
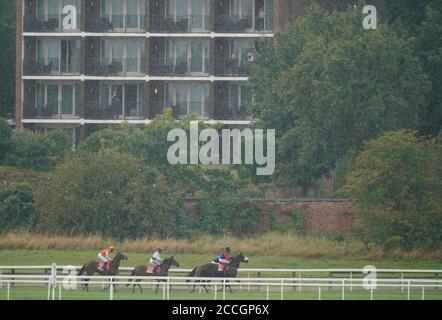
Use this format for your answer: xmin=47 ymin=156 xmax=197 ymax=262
xmin=86 ymin=15 xmax=145 ymax=32
xmin=23 ymin=14 xmax=82 ymax=32
xmin=170 ymin=101 xmax=209 ymax=118
xmin=86 ymin=57 xmax=145 ymax=76
xmin=24 ymin=58 xmax=80 ymax=75
xmin=215 ymin=59 xmax=250 ymax=76
xmin=85 ymin=104 xmax=144 ymax=120
xmin=150 ymin=15 xmax=210 ymax=32
xmin=151 ymin=58 xmax=210 ymax=76
xmin=214 ymin=102 xmax=249 ymax=120
xmin=215 ymin=15 xmax=272 ymax=32
xmin=23 ymin=105 xmax=80 ymax=119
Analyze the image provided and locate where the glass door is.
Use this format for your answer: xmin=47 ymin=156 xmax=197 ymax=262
xmin=112 ymin=0 xmax=124 ymax=29
xmin=62 ymin=84 xmax=74 ymax=115
xmin=125 ymin=84 xmax=138 ymax=117
xmin=47 ymin=84 xmax=59 ymax=116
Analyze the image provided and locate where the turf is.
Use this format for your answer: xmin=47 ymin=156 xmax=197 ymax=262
xmin=1 ymin=250 xmax=441 ymax=300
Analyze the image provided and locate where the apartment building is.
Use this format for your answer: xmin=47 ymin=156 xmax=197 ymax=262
xmin=14 ymin=0 xmax=306 ymax=143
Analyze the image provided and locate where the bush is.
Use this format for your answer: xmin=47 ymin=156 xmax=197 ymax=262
xmin=35 ymin=152 xmax=185 ymax=239
xmin=5 ymin=131 xmax=71 ymax=171
xmin=0 ymin=183 xmax=37 ymax=232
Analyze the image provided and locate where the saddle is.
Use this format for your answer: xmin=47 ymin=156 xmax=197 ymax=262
xmin=146 ymin=265 xmax=161 ymax=274
xmin=98 ymin=261 xmax=111 ymax=271
xmin=216 ymin=263 xmax=230 ymax=273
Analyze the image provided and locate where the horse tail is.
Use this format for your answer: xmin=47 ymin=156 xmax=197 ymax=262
xmin=78 ymin=265 xmax=85 ymax=276
xmin=126 ymin=269 xmax=135 ymax=286
xmin=186 ymin=267 xmax=197 ymax=282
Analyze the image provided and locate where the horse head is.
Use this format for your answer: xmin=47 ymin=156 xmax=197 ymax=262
xmin=163 ymin=256 xmax=180 ymax=268
xmin=114 ymin=251 xmax=128 ymax=262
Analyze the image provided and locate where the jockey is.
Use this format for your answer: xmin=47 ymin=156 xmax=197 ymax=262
xmin=98 ymin=246 xmax=114 ymax=270
xmin=212 ymin=247 xmax=232 ymax=267
xmin=150 ymin=248 xmax=164 ymax=271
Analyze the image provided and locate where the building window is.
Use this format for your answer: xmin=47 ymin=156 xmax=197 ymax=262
xmin=231 ymin=39 xmax=254 ymax=66
xmin=229 ymin=0 xmax=273 ymax=31
xmin=36 ymin=39 xmax=80 ymax=74
xmin=165 ymin=39 xmax=210 ymax=75
xmin=101 ymin=39 xmax=145 ymax=74
xmin=100 ymin=83 xmax=144 ymax=118
xmin=35 ymin=83 xmax=81 ymax=118
xmin=101 ymin=0 xmax=145 ymax=31
xmin=36 ymin=0 xmax=81 ymax=30
xmin=229 ymin=84 xmax=251 ymax=115
xmin=166 ymin=0 xmax=210 ymax=31
xmin=166 ymin=83 xmax=209 ymax=118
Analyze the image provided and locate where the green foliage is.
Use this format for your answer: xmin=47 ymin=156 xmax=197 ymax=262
xmin=0 ymin=1 xmax=15 ymax=117
xmin=36 ymin=151 xmax=185 ymax=239
xmin=5 ymin=131 xmax=72 ymax=171
xmin=0 ymin=118 xmax=12 ymax=164
xmin=0 ymin=183 xmax=37 ymax=233
xmin=339 ymin=130 xmax=442 ymax=248
xmin=250 ymin=4 xmax=430 ymax=188
xmin=415 ymin=1 xmax=442 ymax=136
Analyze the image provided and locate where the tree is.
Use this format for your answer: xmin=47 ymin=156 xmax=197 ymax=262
xmin=0 ymin=1 xmax=16 ymax=117
xmin=0 ymin=183 xmax=37 ymax=233
xmin=250 ymin=4 xmax=430 ymax=187
xmin=339 ymin=131 xmax=442 ymax=248
xmin=415 ymin=1 xmax=442 ymax=136
xmin=0 ymin=118 xmax=12 ymax=164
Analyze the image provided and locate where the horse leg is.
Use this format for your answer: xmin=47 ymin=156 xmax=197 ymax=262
xmin=136 ymin=279 xmax=143 ymax=293
xmin=203 ymin=280 xmax=210 ymax=294
xmin=191 ymin=280 xmax=200 ymax=293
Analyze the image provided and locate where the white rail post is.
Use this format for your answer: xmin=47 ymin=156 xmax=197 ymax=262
xmin=318 ymin=286 xmax=321 ymax=300
xmin=214 ymin=284 xmax=218 ymax=300
xmin=350 ymin=272 xmax=353 ymax=292
xmin=341 ymin=279 xmax=345 ymax=300
xmin=59 ymin=282 xmax=62 ymax=300
xmin=407 ymin=280 xmax=411 ymax=300
xmin=51 ymin=263 xmax=57 ymax=301
xmin=109 ymin=277 xmax=114 ymax=300
xmin=162 ymin=282 xmax=166 ymax=300
xmin=401 ymin=272 xmax=404 ymax=292
xmin=280 ymin=279 xmax=284 ymax=300
xmin=223 ymin=278 xmax=226 ymax=300
xmin=247 ymin=272 xmax=250 ymax=292
xmin=298 ymin=273 xmax=302 ymax=292
xmin=166 ymin=277 xmax=170 ymax=300
xmin=422 ymin=287 xmax=425 ymax=300
xmin=370 ymin=285 xmax=374 ymax=300
xmin=7 ymin=282 xmax=10 ymax=300
xmin=266 ymin=285 xmax=269 ymax=300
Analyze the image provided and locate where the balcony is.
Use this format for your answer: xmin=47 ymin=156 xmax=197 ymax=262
xmin=150 ymin=15 xmax=210 ymax=33
xmin=150 ymin=58 xmax=210 ymax=76
xmin=86 ymin=57 xmax=145 ymax=76
xmin=215 ymin=59 xmax=250 ymax=76
xmin=23 ymin=104 xmax=80 ymax=120
xmin=23 ymin=14 xmax=82 ymax=32
xmin=85 ymin=104 xmax=144 ymax=120
xmin=169 ymin=101 xmax=209 ymax=119
xmin=215 ymin=15 xmax=272 ymax=33
xmin=23 ymin=59 xmax=80 ymax=76
xmin=214 ymin=102 xmax=249 ymax=120
xmin=86 ymin=15 xmax=145 ymax=32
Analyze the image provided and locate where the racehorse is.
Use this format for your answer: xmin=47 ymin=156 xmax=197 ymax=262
xmin=78 ymin=251 xmax=128 ymax=291
xmin=126 ymin=256 xmax=180 ymax=293
xmin=187 ymin=252 xmax=249 ymax=294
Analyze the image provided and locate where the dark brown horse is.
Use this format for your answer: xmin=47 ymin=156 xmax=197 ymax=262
xmin=78 ymin=251 xmax=128 ymax=291
xmin=126 ymin=256 xmax=180 ymax=293
xmin=187 ymin=252 xmax=249 ymax=294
